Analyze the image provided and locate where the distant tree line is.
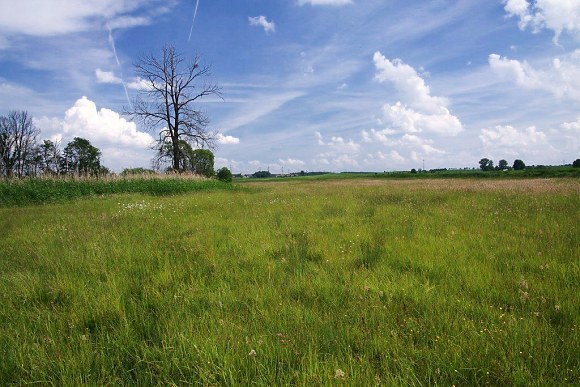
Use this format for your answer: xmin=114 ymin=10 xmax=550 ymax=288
xmin=1 ymin=110 xmax=107 ymax=178
xmin=478 ymin=158 xmax=526 ymax=171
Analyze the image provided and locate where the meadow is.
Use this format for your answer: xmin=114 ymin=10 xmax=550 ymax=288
xmin=0 ymin=177 xmax=578 ymax=385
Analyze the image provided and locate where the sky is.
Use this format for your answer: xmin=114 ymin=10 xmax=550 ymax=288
xmin=0 ymin=0 xmax=579 ymax=174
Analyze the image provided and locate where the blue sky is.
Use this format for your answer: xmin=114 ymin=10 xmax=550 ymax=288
xmin=0 ymin=0 xmax=579 ymax=173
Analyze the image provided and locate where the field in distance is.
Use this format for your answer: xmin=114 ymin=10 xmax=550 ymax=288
xmin=1 ymin=178 xmax=578 ymax=385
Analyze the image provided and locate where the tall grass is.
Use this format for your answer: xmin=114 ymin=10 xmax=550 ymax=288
xmin=0 ymin=174 xmax=234 ymax=206
xmin=0 ymin=178 xmax=578 ymax=385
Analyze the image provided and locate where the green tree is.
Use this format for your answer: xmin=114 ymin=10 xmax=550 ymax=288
xmin=479 ymin=158 xmax=494 ymax=171
xmin=572 ymin=159 xmax=580 ymax=168
xmin=190 ymin=149 xmax=214 ymax=177
xmin=497 ymin=159 xmax=509 ymax=170
xmin=513 ymin=159 xmax=526 ymax=170
xmin=216 ymin=167 xmax=232 ymax=182
xmin=252 ymin=170 xmax=271 ymax=178
xmin=154 ymin=140 xmax=214 ymax=176
xmin=62 ymin=137 xmax=104 ymax=176
xmin=36 ymin=139 xmax=61 ymax=176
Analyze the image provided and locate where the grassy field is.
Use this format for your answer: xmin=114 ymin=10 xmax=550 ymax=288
xmin=0 ymin=177 xmax=578 ymax=385
xmin=0 ymin=175 xmax=234 ymax=207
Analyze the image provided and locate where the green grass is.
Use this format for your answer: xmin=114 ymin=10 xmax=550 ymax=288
xmin=0 ymin=176 xmax=235 ymax=207
xmin=1 ymin=178 xmax=578 ymax=385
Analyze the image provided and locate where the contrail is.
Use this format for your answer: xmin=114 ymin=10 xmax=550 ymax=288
xmin=107 ymin=24 xmax=132 ymax=108
xmin=188 ymin=0 xmax=200 ymax=42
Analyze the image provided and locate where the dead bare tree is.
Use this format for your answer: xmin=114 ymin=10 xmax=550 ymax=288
xmin=0 ymin=111 xmax=39 ymax=178
xmin=124 ymin=45 xmax=222 ymax=172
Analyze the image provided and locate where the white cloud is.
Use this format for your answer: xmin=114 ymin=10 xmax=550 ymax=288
xmin=373 ymin=52 xmax=447 ymax=113
xmin=314 ymin=131 xmax=360 ymax=169
xmin=364 ymin=150 xmax=406 ymax=164
xmin=248 ymin=16 xmax=276 ymax=34
xmin=58 ymin=97 xmax=152 ymax=147
xmin=36 ymin=96 xmax=155 ymax=170
xmin=503 ymin=0 xmax=580 ymax=42
xmin=561 ymin=116 xmax=580 ymax=131
xmin=383 ymin=102 xmax=463 ymax=136
xmin=216 ymin=133 xmax=240 ymax=144
xmin=315 ymin=131 xmax=360 ymax=153
xmin=479 ymin=124 xmax=547 ymax=150
xmin=298 ymin=0 xmax=353 ymax=5
xmin=126 ymin=77 xmax=152 ymax=91
xmin=106 ymin=15 xmax=151 ymax=30
xmin=0 ymin=0 xmax=163 ymax=38
xmin=217 ymin=91 xmax=304 ymax=131
xmin=361 ymin=128 xmax=398 ymax=145
xmin=489 ymin=52 xmax=580 ymax=101
xmin=95 ymin=68 xmax=122 ymax=84
xmin=279 ymin=158 xmax=305 ymax=167
xmin=372 ymin=52 xmax=463 ymax=136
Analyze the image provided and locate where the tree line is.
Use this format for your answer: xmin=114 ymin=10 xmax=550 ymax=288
xmin=479 ymin=158 xmax=526 ymax=171
xmin=0 ymin=111 xmax=107 ymax=178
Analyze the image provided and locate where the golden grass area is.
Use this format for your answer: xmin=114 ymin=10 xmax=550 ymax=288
xmin=276 ymin=177 xmax=580 ymax=193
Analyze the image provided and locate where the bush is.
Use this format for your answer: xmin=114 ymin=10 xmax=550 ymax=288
xmin=216 ymin=167 xmax=233 ymax=182
xmin=513 ymin=159 xmax=526 ymax=170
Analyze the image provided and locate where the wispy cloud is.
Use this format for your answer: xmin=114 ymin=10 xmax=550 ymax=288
xmin=217 ymin=91 xmax=304 ymax=131
xmin=95 ymin=68 xmax=122 ymax=84
xmin=297 ymin=0 xmax=353 ymax=6
xmin=188 ymin=0 xmax=201 ymax=41
xmin=0 ymin=0 xmax=165 ymax=38
xmin=106 ymin=25 xmax=131 ymax=107
xmin=216 ymin=133 xmax=240 ymax=144
xmin=248 ymin=16 xmax=276 ymax=34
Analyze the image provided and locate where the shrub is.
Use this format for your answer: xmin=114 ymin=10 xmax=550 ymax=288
xmin=216 ymin=167 xmax=232 ymax=182
xmin=513 ymin=159 xmax=526 ymax=170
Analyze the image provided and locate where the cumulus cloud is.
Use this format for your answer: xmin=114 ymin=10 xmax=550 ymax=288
xmin=248 ymin=16 xmax=276 ymax=34
xmin=373 ymin=52 xmax=447 ymax=114
xmin=36 ymin=96 xmax=155 ymax=170
xmin=503 ymin=0 xmax=580 ymax=42
xmin=489 ymin=52 xmax=580 ymax=101
xmin=383 ymin=102 xmax=463 ymax=136
xmin=95 ymin=68 xmax=122 ymax=84
xmin=298 ymin=0 xmax=353 ymax=5
xmin=361 ymin=128 xmax=398 ymax=145
xmin=314 ymin=131 xmax=360 ymax=168
xmin=62 ymin=96 xmax=154 ymax=147
xmin=216 ymin=133 xmax=240 ymax=144
xmin=480 ymin=124 xmax=547 ymax=151
xmin=372 ymin=52 xmax=463 ymax=136
xmin=315 ymin=131 xmax=360 ymax=153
